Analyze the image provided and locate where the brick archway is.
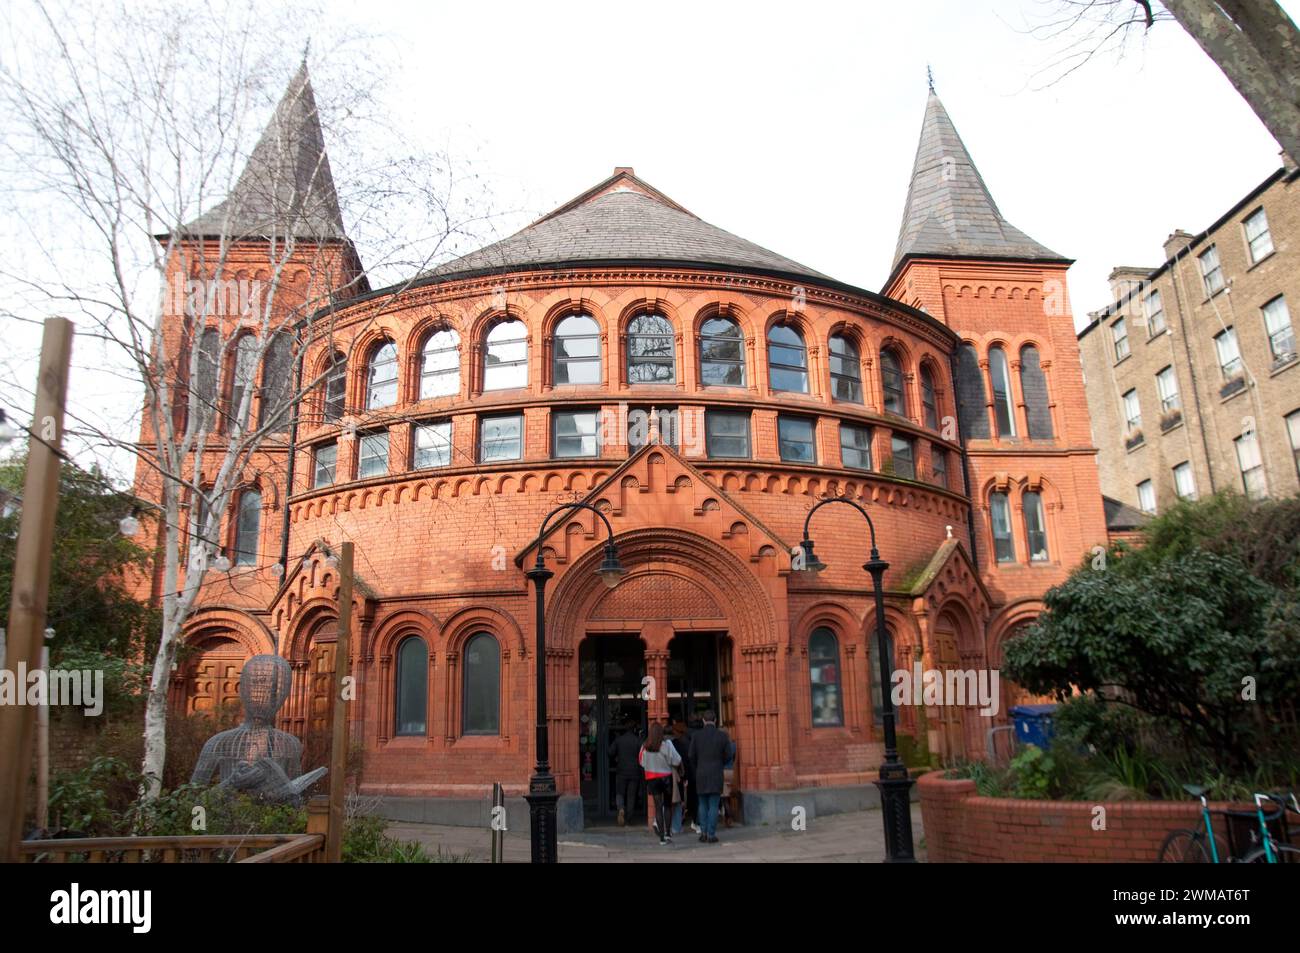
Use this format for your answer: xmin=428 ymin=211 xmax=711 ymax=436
xmin=544 ymin=527 xmax=788 ymax=792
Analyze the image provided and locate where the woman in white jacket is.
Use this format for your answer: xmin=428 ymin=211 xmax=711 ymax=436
xmin=639 ymin=722 xmax=682 ymax=845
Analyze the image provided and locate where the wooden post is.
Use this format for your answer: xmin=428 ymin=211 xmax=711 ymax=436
xmin=0 ymin=317 xmax=73 ymax=862
xmin=36 ymin=645 xmax=50 ymax=832
xmin=325 ymin=541 xmax=353 ymax=863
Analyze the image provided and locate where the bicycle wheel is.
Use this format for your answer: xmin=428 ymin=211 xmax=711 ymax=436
xmin=1242 ymin=843 xmax=1300 ymax=864
xmin=1159 ymin=828 xmax=1213 ymax=862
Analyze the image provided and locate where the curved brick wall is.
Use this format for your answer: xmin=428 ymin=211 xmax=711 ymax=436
xmin=918 ymin=770 xmax=1239 ymax=863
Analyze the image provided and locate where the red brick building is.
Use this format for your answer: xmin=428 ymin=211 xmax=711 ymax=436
xmin=143 ymin=71 xmax=1108 ymax=826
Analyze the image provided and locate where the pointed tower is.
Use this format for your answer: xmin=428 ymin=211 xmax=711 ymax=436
xmin=884 ymin=88 xmax=1107 ymax=648
xmin=134 ymin=62 xmax=365 ymax=603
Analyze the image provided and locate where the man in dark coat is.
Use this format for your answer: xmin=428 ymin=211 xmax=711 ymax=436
xmin=687 ymin=710 xmax=732 ymax=843
xmin=607 ymin=720 xmax=643 ymax=826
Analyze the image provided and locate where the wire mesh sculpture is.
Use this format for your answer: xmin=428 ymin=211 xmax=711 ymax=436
xmin=191 ymin=654 xmax=326 ymax=802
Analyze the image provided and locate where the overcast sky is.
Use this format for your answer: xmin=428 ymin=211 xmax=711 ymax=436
xmin=378 ymin=0 xmax=1292 ymax=307
xmin=2 ymin=0 xmax=1295 ymax=482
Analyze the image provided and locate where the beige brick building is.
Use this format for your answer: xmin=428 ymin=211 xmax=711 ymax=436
xmin=1079 ymin=163 xmax=1300 ymax=517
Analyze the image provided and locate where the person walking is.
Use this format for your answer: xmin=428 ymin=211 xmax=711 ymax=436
xmin=669 ymin=719 xmax=691 ymax=835
xmin=639 ymin=722 xmax=682 ymax=845
xmin=687 ymin=710 xmax=731 ymax=844
xmin=607 ymin=720 xmax=642 ymax=826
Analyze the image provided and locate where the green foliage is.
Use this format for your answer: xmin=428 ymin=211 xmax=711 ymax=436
xmin=1003 ymin=493 xmax=1300 ymax=772
xmin=340 ymin=814 xmax=472 ymax=863
xmin=0 ymin=453 xmax=157 ymax=663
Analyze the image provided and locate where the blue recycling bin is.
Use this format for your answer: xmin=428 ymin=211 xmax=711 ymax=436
xmin=1009 ymin=704 xmax=1058 ymax=749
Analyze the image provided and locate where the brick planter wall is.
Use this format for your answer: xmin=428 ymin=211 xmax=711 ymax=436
xmin=917 ymin=770 xmax=1234 ymax=862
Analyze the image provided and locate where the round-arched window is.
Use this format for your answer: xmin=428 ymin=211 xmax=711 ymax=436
xmin=627 ymin=314 xmax=676 ymax=384
xmin=768 ymin=323 xmax=808 ymax=393
xmin=395 ymin=636 xmax=428 ymax=736
xmin=553 ymin=314 xmax=601 ymax=385
xmin=366 ymin=341 xmax=399 ymax=409
xmin=809 ymin=627 xmax=843 ymax=727
xmin=463 ymin=632 xmax=500 ymax=735
xmin=699 ymin=315 xmax=745 ymax=387
xmin=420 ymin=328 xmax=460 ymax=399
xmin=484 ymin=319 xmax=528 ymax=391
xmin=829 ymin=333 xmax=862 ymax=403
xmin=880 ymin=347 xmax=906 ymax=416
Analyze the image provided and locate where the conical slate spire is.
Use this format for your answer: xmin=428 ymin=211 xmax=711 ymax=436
xmin=182 ymin=62 xmax=347 ymax=241
xmin=891 ymin=91 xmax=1065 ymax=271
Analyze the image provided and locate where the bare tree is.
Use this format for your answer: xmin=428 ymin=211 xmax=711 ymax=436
xmin=1027 ymin=1 xmax=1300 ymax=161
xmin=0 ymin=0 xmax=496 ymax=799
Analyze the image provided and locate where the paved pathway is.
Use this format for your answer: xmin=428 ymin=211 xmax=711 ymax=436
xmin=388 ymin=804 xmax=926 ymax=863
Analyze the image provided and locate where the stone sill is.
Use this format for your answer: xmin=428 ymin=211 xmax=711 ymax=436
xmin=1270 ymin=356 xmax=1298 ymax=379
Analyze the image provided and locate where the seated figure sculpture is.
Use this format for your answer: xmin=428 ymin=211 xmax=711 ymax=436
xmin=191 ymin=654 xmax=326 ymax=803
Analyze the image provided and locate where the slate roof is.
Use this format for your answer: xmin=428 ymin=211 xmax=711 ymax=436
xmin=180 ymin=63 xmax=348 ymax=241
xmin=891 ymin=92 xmax=1066 ymax=272
xmin=427 ymin=169 xmax=832 ymax=283
xmin=1102 ymin=495 xmax=1150 ymax=532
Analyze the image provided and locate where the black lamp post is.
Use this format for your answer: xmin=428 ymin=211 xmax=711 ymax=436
xmin=799 ymin=497 xmax=915 ymax=862
xmin=524 ymin=501 xmax=626 ymax=863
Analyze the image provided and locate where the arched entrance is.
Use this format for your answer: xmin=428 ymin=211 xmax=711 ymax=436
xmin=546 ymin=527 xmax=781 ymax=816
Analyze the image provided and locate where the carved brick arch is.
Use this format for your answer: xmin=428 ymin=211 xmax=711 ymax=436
xmin=180 ymin=606 xmax=276 ymax=658
xmin=614 ymin=293 xmax=683 ymax=336
xmin=174 ymin=607 xmax=273 ymax=717
xmin=348 ymin=325 xmax=400 ymax=407
xmin=792 ymin=600 xmax=864 ymax=652
xmin=546 ymin=527 xmax=778 ymax=653
xmin=986 ymin=599 xmax=1050 ymax=718
xmin=285 ymin=598 xmax=339 ymax=663
xmin=368 ymin=607 xmax=442 ymax=660
xmin=934 ymin=597 xmax=983 ymax=661
xmin=440 ymin=604 xmax=527 ymax=657
xmin=986 ymin=599 xmax=1047 ymax=668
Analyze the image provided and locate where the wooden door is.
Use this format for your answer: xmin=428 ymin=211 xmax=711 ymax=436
xmin=187 ymin=639 xmax=247 ymax=716
xmin=308 ymin=642 xmax=337 ymax=734
xmin=934 ymin=630 xmax=966 ymax=763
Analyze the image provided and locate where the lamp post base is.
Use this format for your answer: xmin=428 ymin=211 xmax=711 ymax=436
xmin=874 ymin=761 xmax=916 ymax=863
xmin=526 ymin=771 xmax=559 ymax=864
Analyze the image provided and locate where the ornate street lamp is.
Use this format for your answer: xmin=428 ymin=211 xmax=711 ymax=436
xmin=798 ymin=496 xmax=915 ymax=862
xmin=525 ymin=501 xmax=626 ymax=863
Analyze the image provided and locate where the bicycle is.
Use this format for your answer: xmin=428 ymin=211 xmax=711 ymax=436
xmin=1241 ymin=793 xmax=1300 ymax=864
xmin=1157 ymin=785 xmax=1295 ymax=863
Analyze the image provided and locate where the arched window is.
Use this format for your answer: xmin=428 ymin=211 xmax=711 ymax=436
xmin=809 ymin=627 xmax=843 ymax=727
xmin=462 ymin=632 xmax=500 ymax=735
xmin=626 ymin=314 xmax=675 ymax=383
xmin=920 ymin=364 xmax=939 ymax=430
xmin=1019 ymin=345 xmax=1053 ymax=439
xmin=828 ymin=333 xmax=862 ymax=403
xmin=395 ymin=636 xmax=428 ymax=736
xmin=323 ymin=352 xmax=346 ymax=422
xmin=231 ymin=335 xmax=259 ymax=428
xmin=990 ymin=491 xmax=1015 ymax=563
xmin=956 ymin=344 xmax=990 ymax=439
xmin=420 ymin=328 xmax=460 ymax=399
xmin=366 ymin=341 xmax=398 ymax=410
xmin=484 ymin=319 xmax=528 ymax=391
xmin=868 ymin=627 xmax=896 ymax=725
xmin=698 ymin=315 xmax=745 ymax=387
xmin=880 ymin=347 xmax=905 ymax=416
xmin=262 ymin=333 xmax=294 ymax=432
xmin=233 ymin=489 xmax=261 ymax=566
xmin=767 ymin=323 xmax=808 ymax=393
xmin=1024 ymin=491 xmax=1049 ymax=562
xmin=194 ymin=327 xmax=222 ymax=428
xmin=989 ymin=345 xmax=1015 ymax=437
xmin=552 ymin=314 xmax=601 ymax=385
